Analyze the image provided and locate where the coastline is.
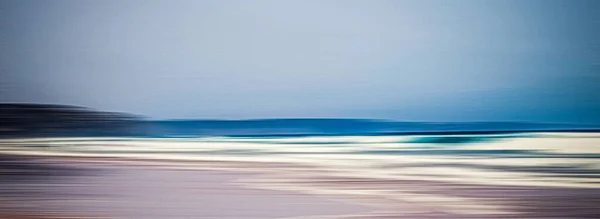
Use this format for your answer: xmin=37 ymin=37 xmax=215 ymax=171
xmin=2 ymin=132 xmax=600 ymax=218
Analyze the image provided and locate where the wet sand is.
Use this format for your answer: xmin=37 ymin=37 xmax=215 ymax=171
xmin=3 ymin=154 xmax=600 ymax=218
xmin=0 ymin=155 xmax=373 ymax=219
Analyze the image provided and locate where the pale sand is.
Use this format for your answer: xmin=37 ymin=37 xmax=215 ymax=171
xmin=2 ymin=154 xmax=600 ymax=218
xmin=0 ymin=155 xmax=374 ymax=219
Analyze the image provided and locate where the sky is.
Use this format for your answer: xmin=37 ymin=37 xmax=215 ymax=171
xmin=1 ymin=0 xmax=599 ymax=123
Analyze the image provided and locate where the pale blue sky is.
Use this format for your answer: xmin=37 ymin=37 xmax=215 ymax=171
xmin=1 ymin=0 xmax=598 ymax=123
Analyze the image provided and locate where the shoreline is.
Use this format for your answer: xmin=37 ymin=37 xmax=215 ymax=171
xmin=2 ymin=132 xmax=600 ymax=218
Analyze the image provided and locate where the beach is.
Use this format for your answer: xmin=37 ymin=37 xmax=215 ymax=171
xmin=0 ymin=155 xmax=375 ymax=219
xmin=1 ymin=133 xmax=600 ymax=218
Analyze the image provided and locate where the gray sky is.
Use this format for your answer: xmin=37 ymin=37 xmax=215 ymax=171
xmin=1 ymin=0 xmax=599 ymax=123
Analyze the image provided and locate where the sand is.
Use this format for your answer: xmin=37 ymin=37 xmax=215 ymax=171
xmin=2 ymin=151 xmax=600 ymax=219
xmin=0 ymin=155 xmax=373 ymax=219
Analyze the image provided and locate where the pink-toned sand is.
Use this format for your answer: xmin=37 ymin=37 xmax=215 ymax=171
xmin=3 ymin=155 xmax=600 ymax=219
xmin=0 ymin=157 xmax=373 ymax=219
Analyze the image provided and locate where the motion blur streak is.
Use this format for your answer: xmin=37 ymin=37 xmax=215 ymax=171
xmin=2 ymin=133 xmax=599 ymax=218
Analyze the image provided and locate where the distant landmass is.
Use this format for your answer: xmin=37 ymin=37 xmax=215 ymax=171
xmin=1 ymin=103 xmax=598 ymax=137
xmin=0 ymin=103 xmax=143 ymax=137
